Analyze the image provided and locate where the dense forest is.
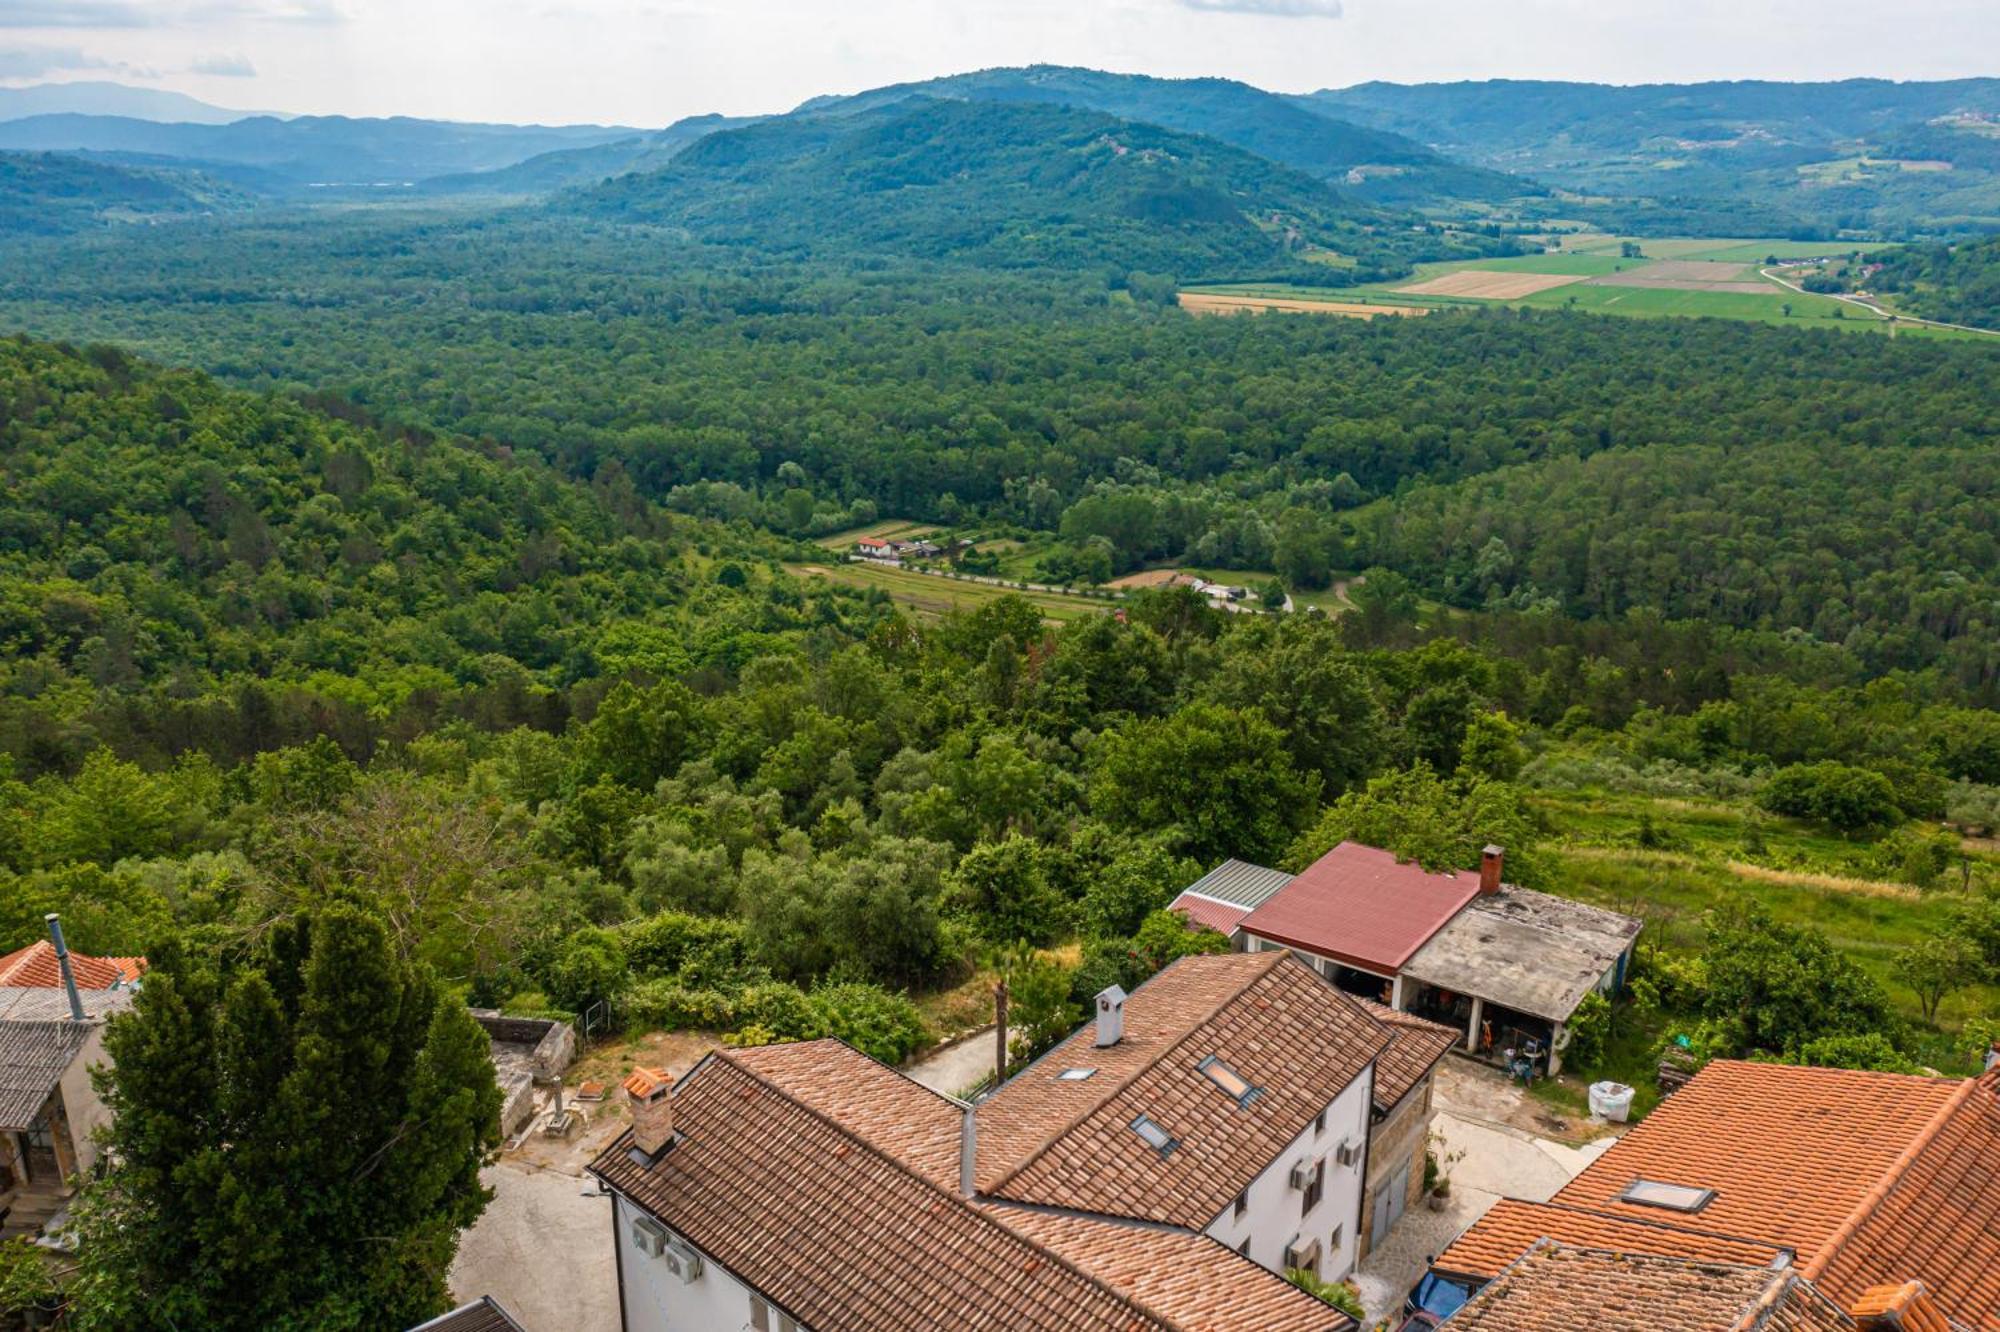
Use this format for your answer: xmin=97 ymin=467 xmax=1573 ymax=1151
xmin=1869 ymin=233 xmax=2000 ymax=328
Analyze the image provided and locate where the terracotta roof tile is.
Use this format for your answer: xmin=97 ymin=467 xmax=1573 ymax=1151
xmin=1807 ymin=1069 xmax=2000 ymax=1331
xmin=1449 ymin=1241 xmax=1855 ymax=1332
xmin=0 ymin=942 xmax=141 ymax=990
xmin=990 ymin=1206 xmax=1347 ymax=1332
xmin=1552 ymin=1060 xmax=1961 ymax=1263
xmin=1238 ymin=842 xmax=1479 ymax=973
xmin=1351 ymin=998 xmax=1458 ymax=1112
xmin=727 ymin=1038 xmax=964 ymax=1187
xmin=1433 ymin=1199 xmax=1791 ymax=1281
xmin=591 ymin=1052 xmax=1176 ymax=1332
xmin=976 ymin=952 xmax=1392 ymax=1227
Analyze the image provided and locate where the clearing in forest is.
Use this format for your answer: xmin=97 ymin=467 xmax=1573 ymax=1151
xmin=1177 ymin=292 xmax=1427 ymax=318
xmin=1396 ymin=269 xmax=1590 ymax=299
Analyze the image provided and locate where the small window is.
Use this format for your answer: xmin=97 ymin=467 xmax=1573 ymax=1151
xmin=1057 ymin=1067 xmax=1097 ymax=1082
xmin=1313 ymin=1110 xmax=1326 ymax=1135
xmin=1233 ymin=1189 xmax=1248 ymax=1219
xmin=750 ymin=1297 xmax=772 ymax=1332
xmin=1302 ymin=1159 xmax=1325 ymax=1215
xmin=1198 ymin=1055 xmax=1261 ymax=1107
xmin=1328 ymin=1223 xmax=1344 ymax=1251
xmin=779 ymin=1318 xmax=798 ymax=1332
xmin=1131 ymin=1114 xmax=1179 ymax=1156
xmin=1619 ymin=1179 xmax=1716 ymax=1213
xmin=1237 ymin=1236 xmax=1251 ymax=1257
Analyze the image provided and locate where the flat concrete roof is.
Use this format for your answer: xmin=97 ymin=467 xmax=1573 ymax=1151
xmin=1401 ymin=887 xmax=1642 ymax=1024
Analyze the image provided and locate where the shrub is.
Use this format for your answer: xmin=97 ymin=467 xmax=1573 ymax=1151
xmin=540 ymin=927 xmax=628 ymax=1016
xmin=811 ymin=982 xmax=929 ymax=1065
xmin=623 ymin=980 xmax=739 ymax=1031
xmin=1791 ymin=1032 xmax=1920 ymax=1074
xmin=1564 ymin=991 xmax=1611 ymax=1074
xmin=1760 ymin=762 xmax=1901 ymax=834
xmin=621 ymin=910 xmax=753 ymax=982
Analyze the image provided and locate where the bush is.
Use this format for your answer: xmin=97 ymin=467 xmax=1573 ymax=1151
xmin=1791 ymin=1032 xmax=1920 ymax=1074
xmin=1564 ymin=991 xmax=1611 ymax=1074
xmin=1760 ymin=762 xmax=1901 ymax=833
xmin=621 ymin=910 xmax=753 ymax=983
xmin=811 ymin=982 xmax=929 ymax=1065
xmin=624 ymin=980 xmax=740 ymax=1031
xmin=540 ymin=927 xmax=628 ymax=1015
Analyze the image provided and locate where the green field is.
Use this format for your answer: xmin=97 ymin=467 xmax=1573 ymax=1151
xmin=815 ymin=519 xmax=940 ymax=550
xmin=787 ymin=560 xmax=1115 ymax=622
xmin=1182 ymin=234 xmax=1980 ymax=335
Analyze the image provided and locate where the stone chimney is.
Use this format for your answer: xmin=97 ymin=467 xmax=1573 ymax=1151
xmin=45 ymin=914 xmax=85 ymax=1022
xmin=1094 ymin=985 xmax=1127 ymax=1048
xmin=624 ymin=1067 xmax=674 ymax=1155
xmin=1479 ymin=845 xmax=1504 ymax=896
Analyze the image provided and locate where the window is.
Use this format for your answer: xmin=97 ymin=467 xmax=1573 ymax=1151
xmin=1233 ymin=1189 xmax=1248 ymax=1219
xmin=750 ymin=1297 xmax=772 ymax=1332
xmin=1618 ymin=1179 xmax=1716 ymax=1213
xmin=1313 ymin=1110 xmax=1326 ymax=1136
xmin=1302 ymin=1158 xmax=1325 ymax=1215
xmin=1198 ymin=1055 xmax=1261 ymax=1107
xmin=1237 ymin=1237 xmax=1251 ymax=1258
xmin=1328 ymin=1223 xmax=1344 ymax=1251
xmin=1131 ymin=1114 xmax=1179 ymax=1156
xmin=1057 ymin=1067 xmax=1097 ymax=1082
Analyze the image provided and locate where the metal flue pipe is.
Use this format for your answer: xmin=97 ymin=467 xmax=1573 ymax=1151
xmin=45 ymin=913 xmax=85 ymax=1022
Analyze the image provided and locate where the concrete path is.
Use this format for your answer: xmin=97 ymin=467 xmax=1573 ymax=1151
xmin=450 ymin=1160 xmax=619 ymax=1332
xmin=903 ymin=1027 xmax=999 ymax=1097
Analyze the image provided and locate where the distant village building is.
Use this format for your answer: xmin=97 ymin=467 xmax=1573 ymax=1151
xmin=591 ymin=951 xmax=1453 ymax=1331
xmin=1170 ymin=843 xmax=1639 ymax=1077
xmin=852 ymin=535 xmax=944 ymax=563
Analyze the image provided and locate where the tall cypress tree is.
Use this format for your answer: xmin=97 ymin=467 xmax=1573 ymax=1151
xmin=70 ymin=903 xmax=502 ymax=1331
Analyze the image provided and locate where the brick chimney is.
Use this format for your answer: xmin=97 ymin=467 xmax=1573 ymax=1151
xmin=1479 ymin=845 xmax=1504 ymax=896
xmin=1849 ymin=1281 xmax=1949 ymax=1332
xmin=624 ymin=1067 xmax=674 ymax=1155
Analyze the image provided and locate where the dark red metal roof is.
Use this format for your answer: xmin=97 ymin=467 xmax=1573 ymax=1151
xmin=1237 ymin=841 xmax=1479 ymax=974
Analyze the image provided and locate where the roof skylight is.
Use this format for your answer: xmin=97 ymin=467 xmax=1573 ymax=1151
xmin=1057 ymin=1067 xmax=1097 ymax=1082
xmin=1197 ymin=1054 xmax=1261 ymax=1108
xmin=1130 ymin=1114 xmax=1179 ymax=1156
xmin=1619 ymin=1179 xmax=1715 ymax=1213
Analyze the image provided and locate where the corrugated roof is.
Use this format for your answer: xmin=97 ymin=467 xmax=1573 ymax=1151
xmin=1170 ymin=894 xmax=1252 ymax=937
xmin=1238 ymin=842 xmax=1478 ymax=974
xmin=406 ymin=1296 xmax=529 ymax=1332
xmin=0 ymin=1019 xmax=96 ymax=1128
xmin=1402 ymin=887 xmax=1640 ymax=1022
xmin=1178 ymin=860 xmax=1295 ymax=910
xmin=975 ymin=952 xmax=1392 ymax=1228
xmin=0 ymin=987 xmax=131 ymax=1021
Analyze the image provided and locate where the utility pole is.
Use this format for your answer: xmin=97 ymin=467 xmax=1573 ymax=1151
xmin=993 ymin=978 xmax=1010 ymax=1089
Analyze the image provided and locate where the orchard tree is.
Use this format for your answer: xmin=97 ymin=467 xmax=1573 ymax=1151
xmin=70 ymin=903 xmax=501 ymax=1331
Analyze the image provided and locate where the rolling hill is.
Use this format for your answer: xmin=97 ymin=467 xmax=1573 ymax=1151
xmin=797 ymin=65 xmax=1537 ymax=209
xmin=565 ymin=97 xmax=1505 ymax=280
xmin=1302 ymin=78 xmax=2000 ymax=236
xmin=0 ymin=81 xmax=273 ymax=125
xmin=418 ymin=114 xmax=762 ymax=195
xmin=0 ymin=151 xmax=256 ymax=235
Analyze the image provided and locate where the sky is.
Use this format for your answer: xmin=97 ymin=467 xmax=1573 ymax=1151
xmin=1 ymin=0 xmax=1997 ymax=127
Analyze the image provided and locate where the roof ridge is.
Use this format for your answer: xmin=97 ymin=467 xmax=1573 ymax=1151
xmin=1522 ymin=1198 xmax=1794 ymax=1257
xmin=1799 ymin=1071 xmax=1981 ymax=1281
xmin=704 ymin=1048 xmax=1184 ymax=1332
xmin=979 ymin=951 xmax=1286 ymax=1196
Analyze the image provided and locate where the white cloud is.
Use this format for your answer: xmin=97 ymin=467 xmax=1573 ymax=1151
xmin=0 ymin=43 xmax=112 ymax=76
xmin=1177 ymin=0 xmax=1341 ymax=15
xmin=191 ymin=51 xmax=257 ymax=75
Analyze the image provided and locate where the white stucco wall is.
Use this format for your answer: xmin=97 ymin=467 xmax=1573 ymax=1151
xmin=1202 ymin=1062 xmax=1375 ymax=1283
xmin=57 ymin=1025 xmax=113 ymax=1177
xmin=614 ymin=1192 xmax=801 ymax=1332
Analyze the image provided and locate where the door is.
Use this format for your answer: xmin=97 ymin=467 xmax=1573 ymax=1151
xmin=20 ymin=1122 xmax=58 ymax=1184
xmin=1373 ymin=1161 xmax=1409 ymax=1243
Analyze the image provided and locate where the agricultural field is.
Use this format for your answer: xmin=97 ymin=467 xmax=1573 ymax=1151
xmin=814 ymin=518 xmax=940 ymax=550
xmin=1182 ymin=235 xmax=1969 ymax=333
xmin=786 ymin=560 xmax=1116 ymax=622
xmin=1178 ymin=291 xmax=1426 ymax=318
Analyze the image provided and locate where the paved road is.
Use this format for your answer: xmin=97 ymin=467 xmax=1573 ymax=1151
xmin=903 ymin=1027 xmax=1000 ymax=1097
xmin=1760 ymin=266 xmax=1999 ymax=337
xmin=451 ymin=1161 xmax=620 ymax=1332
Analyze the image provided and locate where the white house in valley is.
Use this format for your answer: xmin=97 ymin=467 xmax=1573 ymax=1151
xmin=590 ymin=951 xmax=1431 ymax=1331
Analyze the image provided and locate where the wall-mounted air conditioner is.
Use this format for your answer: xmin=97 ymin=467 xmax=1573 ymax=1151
xmin=661 ymin=1237 xmax=705 ymax=1284
xmin=629 ymin=1214 xmax=667 ymax=1258
xmin=1335 ymin=1138 xmax=1361 ymax=1168
xmin=1283 ymin=1235 xmax=1322 ymax=1271
xmin=1288 ymin=1158 xmax=1319 ymax=1190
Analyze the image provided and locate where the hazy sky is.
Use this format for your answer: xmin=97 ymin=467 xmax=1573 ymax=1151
xmin=2 ymin=0 xmax=1997 ymax=126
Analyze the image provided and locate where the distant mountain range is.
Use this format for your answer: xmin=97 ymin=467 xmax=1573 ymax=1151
xmin=0 ymin=151 xmax=255 ymax=234
xmin=0 ymin=81 xmax=279 ymax=125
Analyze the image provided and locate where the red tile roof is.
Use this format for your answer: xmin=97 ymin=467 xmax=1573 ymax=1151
xmin=1352 ymin=998 xmax=1458 ymax=1112
xmin=1448 ymin=1241 xmax=1855 ymax=1332
xmin=1170 ymin=893 xmax=1252 ymax=937
xmin=0 ymin=942 xmax=142 ymax=990
xmin=1551 ymin=1061 xmax=1962 ymax=1266
xmin=1807 ymin=1069 xmax=2000 ymax=1331
xmin=1238 ymin=842 xmax=1479 ymax=974
xmin=590 ymin=1045 xmax=1349 ymax=1332
xmin=727 ymin=1038 xmax=964 ymax=1187
xmin=1434 ymin=1199 xmax=1790 ymax=1280
xmin=975 ymin=951 xmax=1392 ymax=1228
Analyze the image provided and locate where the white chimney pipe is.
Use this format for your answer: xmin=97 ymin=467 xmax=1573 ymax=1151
xmin=45 ymin=914 xmax=85 ymax=1022
xmin=1094 ymin=985 xmax=1127 ymax=1048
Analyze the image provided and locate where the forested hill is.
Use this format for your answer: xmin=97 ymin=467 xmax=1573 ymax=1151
xmin=794 ymin=65 xmax=1536 ymax=208
xmin=567 ymin=97 xmax=1500 ymax=280
xmin=0 ymin=335 xmax=785 ymax=775
xmin=1869 ymin=234 xmax=2000 ymax=329
xmin=0 ymin=151 xmax=254 ymax=234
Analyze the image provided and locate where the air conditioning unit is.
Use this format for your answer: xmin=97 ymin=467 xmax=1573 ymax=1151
xmin=1335 ymin=1138 xmax=1362 ymax=1168
xmin=1288 ymin=1158 xmax=1320 ymax=1191
xmin=629 ymin=1214 xmax=667 ymax=1258
xmin=1283 ymin=1235 xmax=1322 ymax=1271
xmin=661 ymin=1237 xmax=705 ymax=1284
